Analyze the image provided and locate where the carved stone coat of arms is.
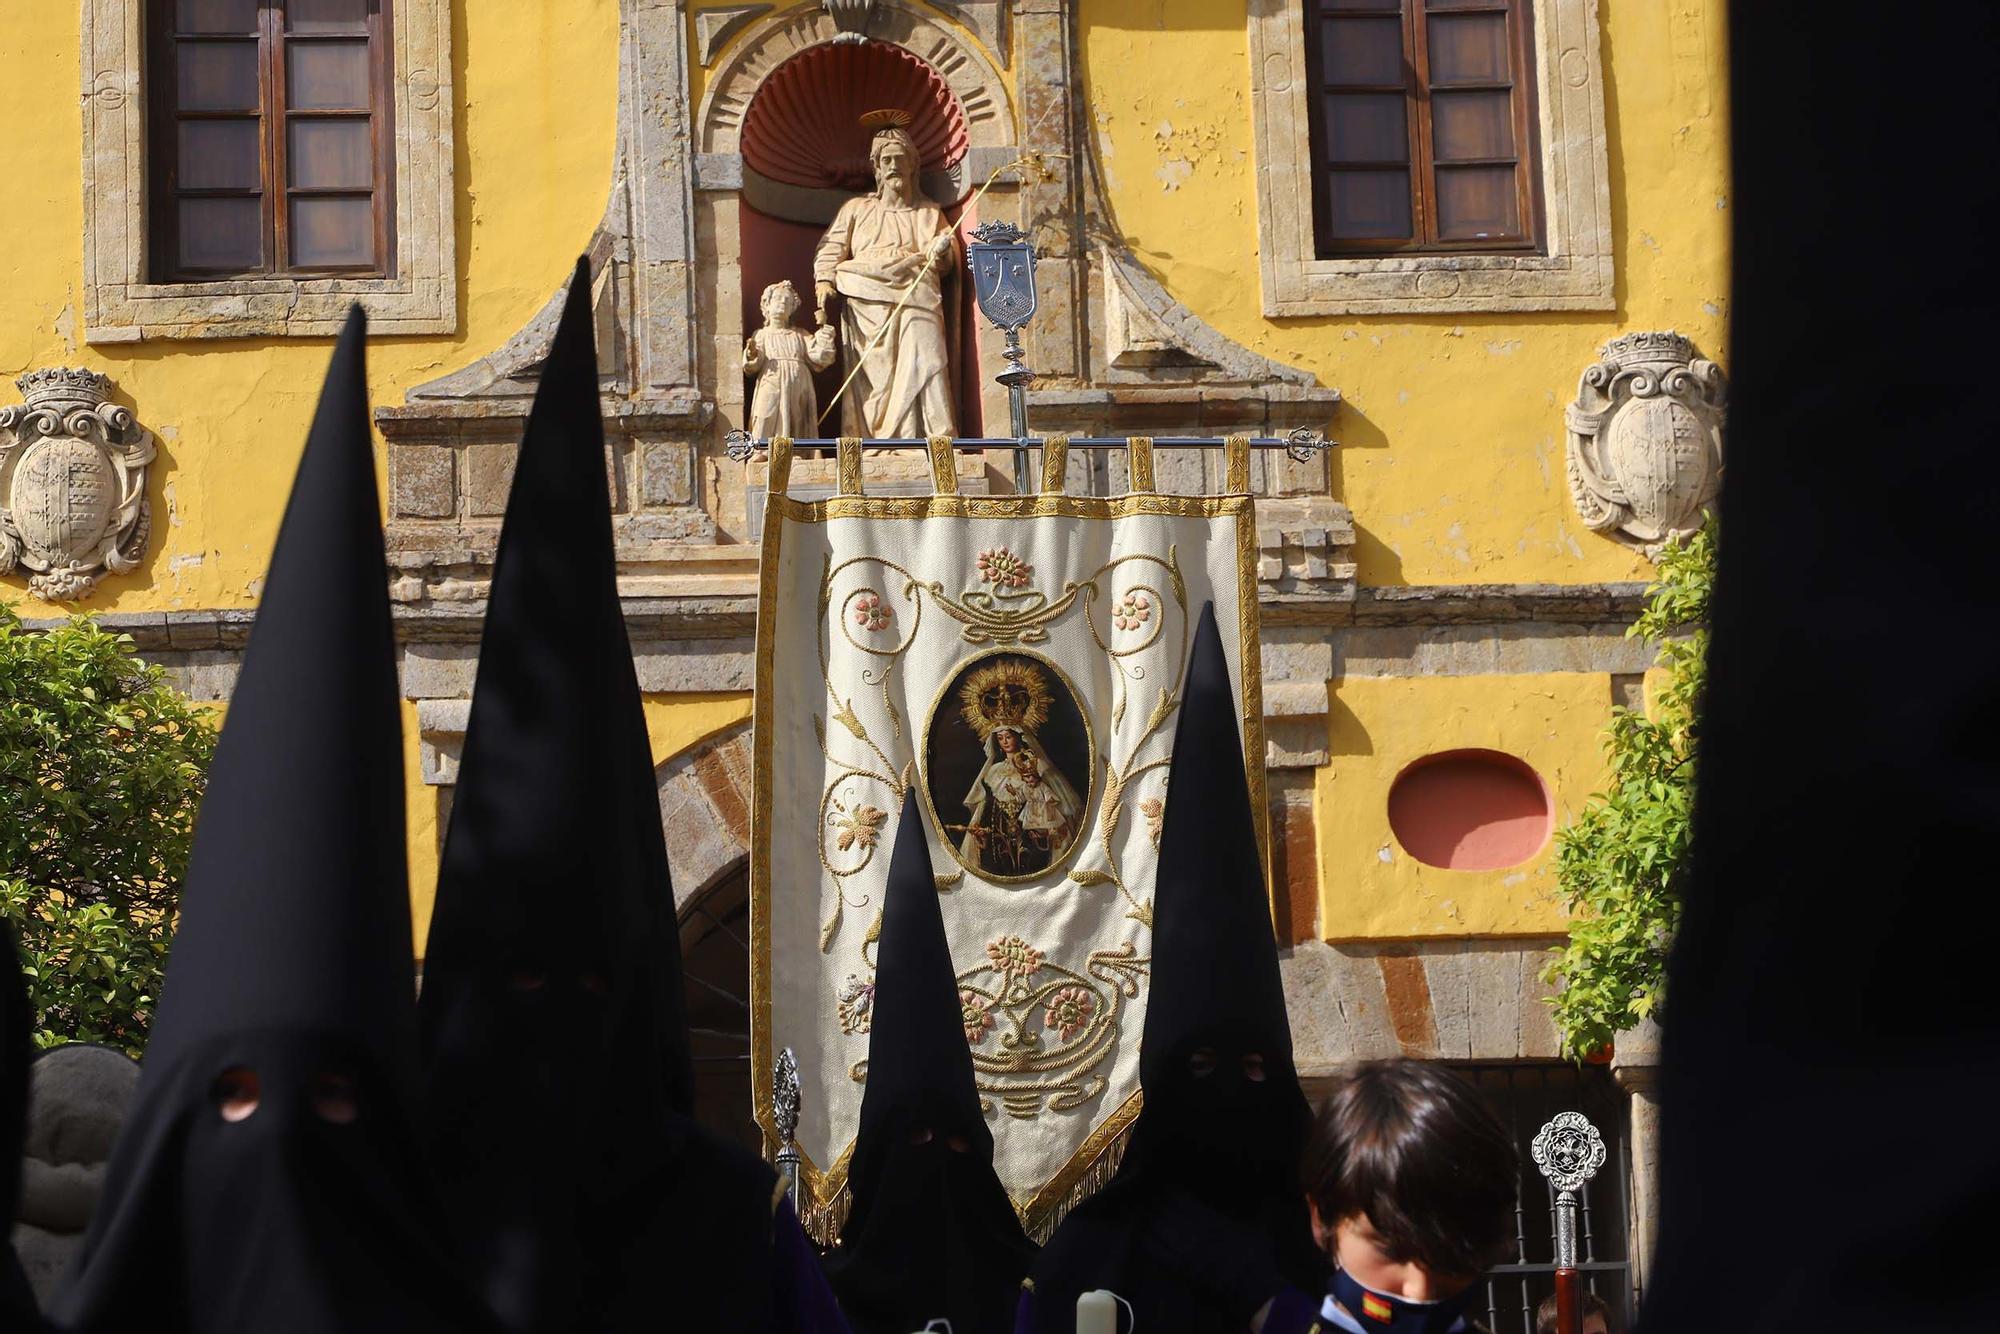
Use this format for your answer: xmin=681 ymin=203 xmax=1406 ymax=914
xmin=1565 ymin=331 xmax=1726 ymax=554
xmin=0 ymin=369 xmax=155 ymax=600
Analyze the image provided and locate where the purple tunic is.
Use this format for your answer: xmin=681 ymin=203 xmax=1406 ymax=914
xmin=774 ymin=1196 xmax=854 ymax=1334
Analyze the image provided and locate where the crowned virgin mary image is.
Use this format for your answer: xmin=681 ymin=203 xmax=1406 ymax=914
xmin=926 ymin=655 xmax=1090 ymax=881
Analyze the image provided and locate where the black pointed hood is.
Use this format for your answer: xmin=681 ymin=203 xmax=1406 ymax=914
xmin=54 ymin=309 xmax=498 ymax=1334
xmin=417 ymin=259 xmax=692 ymax=1330
xmin=147 ymin=307 xmax=415 ymax=1083
xmin=824 ymin=792 xmax=1036 ymax=1334
xmin=1024 ymin=602 xmax=1322 ymax=1334
xmin=852 ymin=792 xmax=992 ymax=1167
xmin=1139 ymin=601 xmax=1297 ymax=1089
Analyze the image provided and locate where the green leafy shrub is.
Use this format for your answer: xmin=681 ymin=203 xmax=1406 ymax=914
xmin=1 ymin=606 xmax=217 ymax=1054
xmin=1543 ymin=522 xmax=1714 ymax=1060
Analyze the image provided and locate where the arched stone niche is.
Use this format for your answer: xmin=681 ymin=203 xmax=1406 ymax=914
xmin=693 ymin=3 xmax=1020 ymax=530
xmin=697 ymin=3 xmax=1015 ymax=160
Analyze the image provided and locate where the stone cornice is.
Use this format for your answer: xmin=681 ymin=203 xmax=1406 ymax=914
xmin=16 ymin=581 xmax=1649 ymax=652
xmin=374 ymin=392 xmax=712 ymax=443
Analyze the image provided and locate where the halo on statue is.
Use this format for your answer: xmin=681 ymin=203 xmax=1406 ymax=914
xmin=858 ymin=107 xmax=914 ymax=132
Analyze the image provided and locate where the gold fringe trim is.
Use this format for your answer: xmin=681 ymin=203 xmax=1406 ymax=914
xmin=790 ymin=1115 xmax=1133 ymax=1249
xmin=1025 ymin=1114 xmax=1134 ymax=1244
xmin=799 ymin=1177 xmax=853 ymax=1248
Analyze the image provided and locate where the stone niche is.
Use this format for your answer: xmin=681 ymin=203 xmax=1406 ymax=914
xmin=377 ymin=0 xmax=1352 ymax=619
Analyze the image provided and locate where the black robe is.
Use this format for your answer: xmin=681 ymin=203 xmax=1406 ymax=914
xmin=1023 ymin=606 xmax=1326 ymax=1333
xmin=417 ymin=257 xmax=848 ymax=1334
xmin=1640 ymin=5 xmax=2000 ymax=1332
xmin=821 ymin=793 xmax=1038 ymax=1334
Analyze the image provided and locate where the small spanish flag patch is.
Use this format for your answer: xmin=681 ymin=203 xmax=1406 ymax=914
xmin=1361 ymin=1292 xmax=1396 ymax=1323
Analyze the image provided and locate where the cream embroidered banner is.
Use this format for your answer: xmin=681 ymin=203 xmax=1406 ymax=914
xmin=750 ymin=436 xmax=1266 ymax=1234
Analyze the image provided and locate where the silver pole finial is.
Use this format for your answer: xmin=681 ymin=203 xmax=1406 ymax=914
xmin=1532 ymin=1110 xmax=1607 ymax=1270
xmin=774 ymin=1046 xmax=803 ymax=1200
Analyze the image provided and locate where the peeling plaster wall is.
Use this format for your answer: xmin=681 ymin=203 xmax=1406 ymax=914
xmin=1080 ymin=0 xmax=1731 ymax=585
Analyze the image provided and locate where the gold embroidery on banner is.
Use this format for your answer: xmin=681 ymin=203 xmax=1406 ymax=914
xmin=1127 ymin=437 xmax=1155 ymax=493
xmin=812 ymin=551 xmax=923 ymax=950
xmin=928 ymin=434 xmax=960 ymax=495
xmin=947 ymin=938 xmax=1152 ymax=1119
xmin=1041 ymin=433 xmax=1070 ymax=495
xmin=749 ymin=483 xmax=1267 ymax=1237
xmin=836 ymin=436 xmax=864 ymax=496
xmin=1225 ymin=433 xmax=1251 ymax=495
xmin=768 ymin=436 xmax=795 ymax=496
xmin=774 ymin=492 xmax=1250 ymax=523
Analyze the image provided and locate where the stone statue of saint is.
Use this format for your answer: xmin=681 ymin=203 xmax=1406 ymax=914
xmin=813 ymin=109 xmax=960 ymax=439
xmin=743 ymin=279 xmax=837 ymax=438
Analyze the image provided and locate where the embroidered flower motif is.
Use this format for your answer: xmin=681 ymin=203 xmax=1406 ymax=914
xmin=833 ymin=803 xmax=889 ymax=853
xmin=837 ymin=974 xmax=876 ymax=1035
xmin=960 ymin=989 xmax=994 ymax=1044
xmin=852 ymin=591 xmax=893 ymax=632
xmin=1044 ymin=986 xmax=1095 ymax=1042
xmin=976 ymin=546 xmax=1033 ymax=589
xmin=1113 ymin=591 xmax=1153 ymax=631
xmin=1140 ymin=795 xmax=1166 ymax=848
xmin=985 ymin=934 xmax=1044 ymax=979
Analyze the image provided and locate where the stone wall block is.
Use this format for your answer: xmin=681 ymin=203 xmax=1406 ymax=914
xmin=1376 ymin=950 xmax=1440 ymax=1056
xmin=1420 ymin=946 xmax=1476 ymax=1060
xmin=641 ymin=439 xmax=695 ymax=506
xmin=400 ymin=644 xmax=480 ymax=699
xmin=462 ymin=442 xmax=519 ymax=517
xmin=632 ymin=640 xmax=754 ymax=693
xmin=388 ymin=445 xmax=454 ymax=519
xmin=1282 ymin=940 xmax=1402 ymax=1074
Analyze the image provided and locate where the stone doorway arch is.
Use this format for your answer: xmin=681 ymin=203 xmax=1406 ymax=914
xmin=657 ymin=721 xmax=758 ymax=1150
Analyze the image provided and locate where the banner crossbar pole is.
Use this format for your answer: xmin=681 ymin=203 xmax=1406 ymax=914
xmin=724 ymin=429 xmax=1335 ymax=463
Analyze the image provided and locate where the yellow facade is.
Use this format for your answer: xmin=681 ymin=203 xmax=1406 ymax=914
xmin=0 ymin=1 xmax=620 ymax=611
xmin=1 ymin=0 xmax=1729 ymax=950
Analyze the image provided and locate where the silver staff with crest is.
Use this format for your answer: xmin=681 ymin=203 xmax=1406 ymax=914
xmin=1533 ymin=1110 xmax=1607 ymax=1334
xmin=964 ymin=219 xmax=1038 ymax=486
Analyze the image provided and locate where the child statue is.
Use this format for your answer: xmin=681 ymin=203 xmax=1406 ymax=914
xmin=743 ymin=279 xmax=837 ymax=441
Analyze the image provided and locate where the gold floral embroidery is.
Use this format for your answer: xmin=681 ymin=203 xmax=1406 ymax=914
xmin=961 ymin=988 xmax=995 ymax=1043
xmin=1139 ymin=793 xmax=1166 ymax=848
xmin=851 ymin=591 xmax=893 ymax=632
xmin=830 ymin=801 xmax=889 ymax=854
xmin=837 ymin=974 xmax=876 ymax=1035
xmin=1112 ymin=591 xmax=1152 ymax=632
xmin=986 ymin=934 xmax=1045 ymax=979
xmin=953 ymin=941 xmax=1151 ymax=1118
xmin=1044 ymin=986 xmax=1095 ymax=1042
xmin=977 ymin=546 xmax=1034 ymax=589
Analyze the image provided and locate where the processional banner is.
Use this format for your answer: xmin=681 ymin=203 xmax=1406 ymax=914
xmin=750 ymin=435 xmax=1267 ymax=1236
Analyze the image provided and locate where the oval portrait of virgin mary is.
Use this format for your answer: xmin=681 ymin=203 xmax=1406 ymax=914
xmin=922 ymin=651 xmax=1095 ymax=883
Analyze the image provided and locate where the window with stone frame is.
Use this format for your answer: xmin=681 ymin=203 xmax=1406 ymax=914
xmin=1303 ymin=0 xmax=1543 ymax=258
xmin=147 ymin=0 xmax=394 ymax=281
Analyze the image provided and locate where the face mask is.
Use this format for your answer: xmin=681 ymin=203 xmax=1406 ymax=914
xmin=1328 ymin=1266 xmax=1478 ymax=1334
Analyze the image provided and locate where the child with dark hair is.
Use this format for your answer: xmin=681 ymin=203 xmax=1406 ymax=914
xmin=1302 ymin=1058 xmax=1519 ymax=1333
xmin=1533 ymin=1291 xmax=1611 ymax=1334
